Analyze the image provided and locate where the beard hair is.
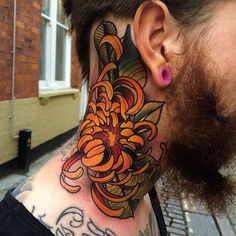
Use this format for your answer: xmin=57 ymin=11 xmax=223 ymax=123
xmin=164 ymin=53 xmax=236 ymax=214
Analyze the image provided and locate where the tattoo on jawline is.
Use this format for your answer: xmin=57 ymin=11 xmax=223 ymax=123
xmin=60 ymin=21 xmax=167 ymax=219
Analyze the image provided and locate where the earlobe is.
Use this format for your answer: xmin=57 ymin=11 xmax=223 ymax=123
xmin=133 ymin=0 xmax=173 ymax=88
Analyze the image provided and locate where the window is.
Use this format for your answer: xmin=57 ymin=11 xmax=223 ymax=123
xmin=79 ymin=82 xmax=88 ymax=120
xmin=40 ymin=0 xmax=71 ymax=90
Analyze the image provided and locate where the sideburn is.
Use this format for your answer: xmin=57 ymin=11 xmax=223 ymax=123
xmin=165 ymin=56 xmax=236 ymax=214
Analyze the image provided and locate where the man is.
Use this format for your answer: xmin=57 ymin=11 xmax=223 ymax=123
xmin=0 ymin=0 xmax=235 ymax=235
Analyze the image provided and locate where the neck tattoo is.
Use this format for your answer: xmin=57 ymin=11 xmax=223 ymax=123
xmin=60 ymin=21 xmax=167 ymax=219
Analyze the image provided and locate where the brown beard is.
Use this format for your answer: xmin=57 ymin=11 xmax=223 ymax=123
xmin=164 ymin=54 xmax=236 ymax=214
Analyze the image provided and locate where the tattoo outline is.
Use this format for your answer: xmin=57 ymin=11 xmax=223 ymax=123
xmin=29 ymin=205 xmax=116 ymax=236
xmin=55 ymin=207 xmax=84 ymax=236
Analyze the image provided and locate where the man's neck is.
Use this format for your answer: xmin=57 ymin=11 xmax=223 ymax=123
xmin=12 ymin=148 xmax=159 ymax=236
xmin=59 ymin=20 xmax=167 ymax=220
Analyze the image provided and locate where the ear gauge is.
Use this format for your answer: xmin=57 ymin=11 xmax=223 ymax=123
xmin=158 ymin=65 xmax=173 ymax=87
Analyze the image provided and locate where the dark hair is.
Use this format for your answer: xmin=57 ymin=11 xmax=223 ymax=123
xmin=63 ymin=0 xmax=215 ymax=78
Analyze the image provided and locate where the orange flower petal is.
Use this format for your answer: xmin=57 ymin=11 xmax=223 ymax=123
xmin=91 ymin=187 xmax=125 ymax=217
xmin=110 ymin=102 xmax=120 ymax=112
xmin=93 ymin=81 xmax=113 ymax=100
xmin=106 ymin=100 xmax=112 ymax=111
xmin=82 ymin=152 xmax=104 ymax=167
xmin=77 ymin=135 xmax=93 ymax=150
xmin=110 ymin=173 xmax=133 ymax=186
xmin=60 ymin=174 xmax=81 ymax=193
xmin=97 ymin=110 xmax=107 ymax=124
xmin=112 ymin=154 xmax=124 ymax=170
xmin=97 ymin=102 xmax=109 ymax=116
xmin=97 ymin=63 xmax=117 ymax=82
xmin=133 ymin=163 xmax=150 ymax=176
xmin=111 ymin=112 xmax=119 ymax=128
xmin=88 ymin=101 xmax=97 ymax=114
xmin=89 ymin=171 xmax=116 ymax=183
xmin=93 ymin=126 xmax=103 ymax=134
xmin=119 ymin=138 xmax=136 ymax=150
xmin=81 ymin=127 xmax=93 ymax=136
xmin=106 ymin=116 xmax=110 ymax=126
xmin=117 ymin=151 xmax=133 ymax=174
xmin=134 ymin=121 xmax=158 ymax=141
xmin=128 ymin=135 xmax=145 ymax=147
xmin=99 ymin=92 xmax=112 ymax=110
xmin=90 ymin=155 xmax=114 ymax=172
xmin=84 ymin=139 xmax=103 ymax=153
xmin=99 ymin=35 xmax=123 ymax=60
xmin=87 ymin=113 xmax=100 ymax=126
xmin=87 ymin=145 xmax=105 ymax=158
xmin=116 ymin=94 xmax=129 ymax=120
xmin=120 ymin=128 xmax=134 ymax=137
xmin=79 ymin=120 xmax=94 ymax=134
xmin=62 ymin=167 xmax=84 ymax=180
xmin=115 ymin=77 xmax=144 ymax=115
xmin=120 ymin=121 xmax=134 ymax=129
xmin=99 ymin=92 xmax=109 ymax=102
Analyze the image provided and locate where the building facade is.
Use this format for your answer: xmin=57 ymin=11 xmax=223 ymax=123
xmin=0 ymin=0 xmax=82 ymax=172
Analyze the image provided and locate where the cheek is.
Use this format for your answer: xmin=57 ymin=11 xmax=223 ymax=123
xmin=206 ymin=4 xmax=236 ymax=75
xmin=207 ymin=29 xmax=236 ymax=71
xmin=206 ymin=37 xmax=236 ymax=115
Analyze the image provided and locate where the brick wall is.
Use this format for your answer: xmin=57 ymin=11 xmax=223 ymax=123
xmin=0 ymin=0 xmax=41 ymax=101
xmin=15 ymin=0 xmax=41 ymax=99
xmin=71 ymin=36 xmax=82 ymax=90
xmin=0 ymin=0 xmax=81 ymax=102
xmin=0 ymin=1 xmax=14 ymax=100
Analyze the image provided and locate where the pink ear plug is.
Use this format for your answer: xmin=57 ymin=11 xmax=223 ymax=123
xmin=159 ymin=66 xmax=173 ymax=86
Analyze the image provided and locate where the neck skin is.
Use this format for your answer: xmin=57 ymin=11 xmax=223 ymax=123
xmin=60 ymin=18 xmax=168 ymax=218
xmin=12 ymin=18 xmax=169 ymax=236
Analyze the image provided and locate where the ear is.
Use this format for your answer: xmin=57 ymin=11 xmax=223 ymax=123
xmin=134 ymin=0 xmax=177 ymax=87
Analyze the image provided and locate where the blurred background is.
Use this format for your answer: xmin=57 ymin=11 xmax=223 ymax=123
xmin=0 ymin=1 xmax=235 ymax=235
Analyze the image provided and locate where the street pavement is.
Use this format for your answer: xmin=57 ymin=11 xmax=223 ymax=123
xmin=0 ymin=147 xmax=235 ymax=236
xmin=157 ymin=182 xmax=236 ymax=236
xmin=229 ymin=202 xmax=236 ymax=233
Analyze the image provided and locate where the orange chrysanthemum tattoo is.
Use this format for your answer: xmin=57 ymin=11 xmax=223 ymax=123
xmin=60 ymin=22 xmax=167 ymax=219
